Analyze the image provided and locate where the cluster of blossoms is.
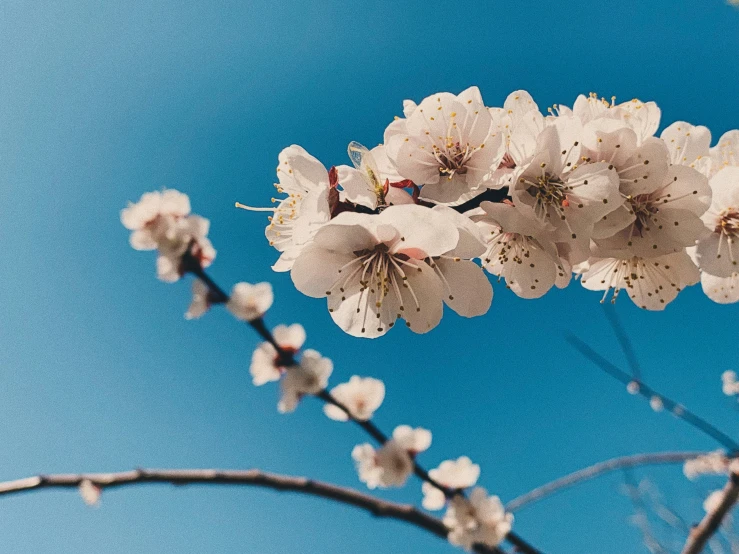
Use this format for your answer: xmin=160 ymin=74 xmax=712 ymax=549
xmin=239 ymin=88 xmax=739 ymax=337
xmin=121 ymin=189 xmax=216 ymax=282
xmin=121 ymin=190 xmax=513 ymax=550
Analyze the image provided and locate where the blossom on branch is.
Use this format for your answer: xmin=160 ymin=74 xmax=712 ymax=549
xmin=384 ymin=87 xmax=505 ymax=206
xmin=78 ymin=479 xmax=101 ymax=507
xmin=443 ymin=488 xmax=513 ymax=550
xmin=226 ymin=282 xmax=274 ymax=322
xmin=422 ymin=456 xmax=481 ymax=510
xmin=121 ymin=189 xmax=216 ymax=282
xmin=352 ymin=425 xmax=431 ymax=489
xmin=278 ymin=349 xmax=332 ymax=413
xmin=250 ymin=324 xmax=306 ymax=386
xmin=324 ymin=376 xmax=385 ymax=422
xmin=290 ymin=204 xmax=490 ymax=337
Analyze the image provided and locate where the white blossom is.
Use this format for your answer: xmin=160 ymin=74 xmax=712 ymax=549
xmin=78 ymin=479 xmax=101 ymax=507
xmin=324 ymin=376 xmax=385 ymax=422
xmin=709 ymin=130 xmax=739 ymax=176
xmin=722 ymin=371 xmax=739 ymax=397
xmin=487 ymin=90 xmax=545 ymax=189
xmin=423 ymin=456 xmax=481 ymax=510
xmin=684 ymin=451 xmax=729 ymax=480
xmin=703 ymin=489 xmax=726 ymax=514
xmin=587 ymin=132 xmax=711 ymax=257
xmin=352 ymin=426 xmax=431 ymax=489
xmin=384 ymin=87 xmax=506 ymax=206
xmin=121 ymin=189 xmax=191 ymax=250
xmin=185 ymin=279 xmax=212 ymax=320
xmin=337 ymin=143 xmax=413 ymax=210
xmin=443 ymin=488 xmax=513 ymax=550
xmin=291 ymin=204 xmax=490 ymax=338
xmin=471 ymin=201 xmax=568 ymax=298
xmin=238 ymin=145 xmax=331 ymax=272
xmin=694 ymin=167 xmax=739 ymax=277
xmin=661 ymin=121 xmax=711 ymax=169
xmin=278 ymin=349 xmax=332 ymax=413
xmin=510 ymin=116 xmax=622 ymax=264
xmin=250 ymin=324 xmax=306 ymax=386
xmin=121 ymin=190 xmax=216 ymax=282
xmin=571 ymin=93 xmax=661 ymax=145
xmin=579 ymin=251 xmax=700 ymax=310
xmin=226 ymin=282 xmax=274 ymax=321
xmin=649 ymin=396 xmax=664 ymax=412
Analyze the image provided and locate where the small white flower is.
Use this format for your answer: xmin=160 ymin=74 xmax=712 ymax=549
xmin=510 ymin=117 xmax=622 ymax=264
xmin=250 ymin=324 xmax=306 ymax=386
xmin=709 ymin=130 xmax=739 ymax=175
xmin=579 ymin=251 xmax=700 ymax=310
xmin=626 ymin=381 xmax=640 ymax=395
xmin=351 ymin=426 xmax=431 ymax=489
xmin=571 ymin=93 xmax=661 ymax=145
xmin=703 ymin=489 xmax=726 ymax=514
xmin=384 ymin=87 xmax=506 ymax=206
xmin=661 ymin=121 xmax=711 ymax=169
xmin=237 ymin=146 xmax=331 ymax=272
xmin=121 ymin=189 xmax=191 ymax=250
xmin=122 ymin=190 xmax=216 ymax=282
xmin=226 ymin=282 xmax=274 ymax=322
xmin=684 ymin=451 xmax=729 ymax=480
xmin=722 ymin=371 xmax=739 ymax=397
xmin=278 ymin=349 xmax=332 ymax=413
xmin=693 ymin=167 xmax=739 ymax=280
xmin=649 ymin=396 xmax=664 ymax=412
xmin=423 ymin=456 xmax=481 ymax=510
xmin=471 ymin=201 xmax=567 ymax=298
xmin=185 ymin=279 xmax=212 ymax=320
xmin=443 ymin=488 xmax=513 ymax=550
xmin=79 ymin=479 xmax=101 ymax=507
xmin=324 ymin=376 xmax=385 ymax=422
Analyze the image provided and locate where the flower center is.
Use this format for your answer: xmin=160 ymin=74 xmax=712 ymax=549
xmin=626 ymin=194 xmax=659 ymax=236
xmin=433 ymin=141 xmax=472 ymax=179
xmin=718 ymin=208 xmax=739 ymax=237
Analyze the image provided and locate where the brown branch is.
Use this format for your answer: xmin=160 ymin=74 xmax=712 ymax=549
xmin=681 ymin=472 xmax=739 ymax=554
xmin=506 ymin=451 xmax=708 ymax=512
xmin=0 ymin=468 xmax=506 ymax=554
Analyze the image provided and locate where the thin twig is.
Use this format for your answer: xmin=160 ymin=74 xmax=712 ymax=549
xmin=566 ymin=334 xmax=739 ymax=453
xmin=602 ymin=305 xmax=642 ymax=381
xmin=622 ymin=469 xmax=670 ymax=554
xmin=682 ymin=473 xmax=739 ymax=554
xmin=506 ymin=451 xmax=708 ymax=512
xmin=180 ymin=250 xmax=540 ymax=554
xmin=0 ymin=468 xmax=505 ymax=554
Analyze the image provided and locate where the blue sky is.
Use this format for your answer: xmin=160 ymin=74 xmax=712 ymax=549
xmin=1 ymin=1 xmax=738 ymax=552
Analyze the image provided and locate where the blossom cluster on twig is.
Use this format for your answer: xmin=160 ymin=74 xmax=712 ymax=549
xmin=119 ymin=192 xmax=520 ymax=553
xmin=233 ymin=88 xmax=739 ymax=338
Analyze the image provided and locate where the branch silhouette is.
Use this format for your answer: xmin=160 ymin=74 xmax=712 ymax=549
xmin=0 ymin=468 xmax=506 ymax=554
xmin=506 ymin=451 xmax=708 ymax=512
xmin=681 ymin=472 xmax=739 ymax=554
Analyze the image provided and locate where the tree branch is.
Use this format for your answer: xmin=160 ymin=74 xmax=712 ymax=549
xmin=0 ymin=468 xmax=505 ymax=554
xmin=181 ymin=251 xmax=540 ymax=554
xmin=506 ymin=451 xmax=708 ymax=512
xmin=681 ymin=472 xmax=739 ymax=554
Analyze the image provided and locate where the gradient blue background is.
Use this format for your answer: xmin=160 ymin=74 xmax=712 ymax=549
xmin=1 ymin=1 xmax=739 ymax=552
